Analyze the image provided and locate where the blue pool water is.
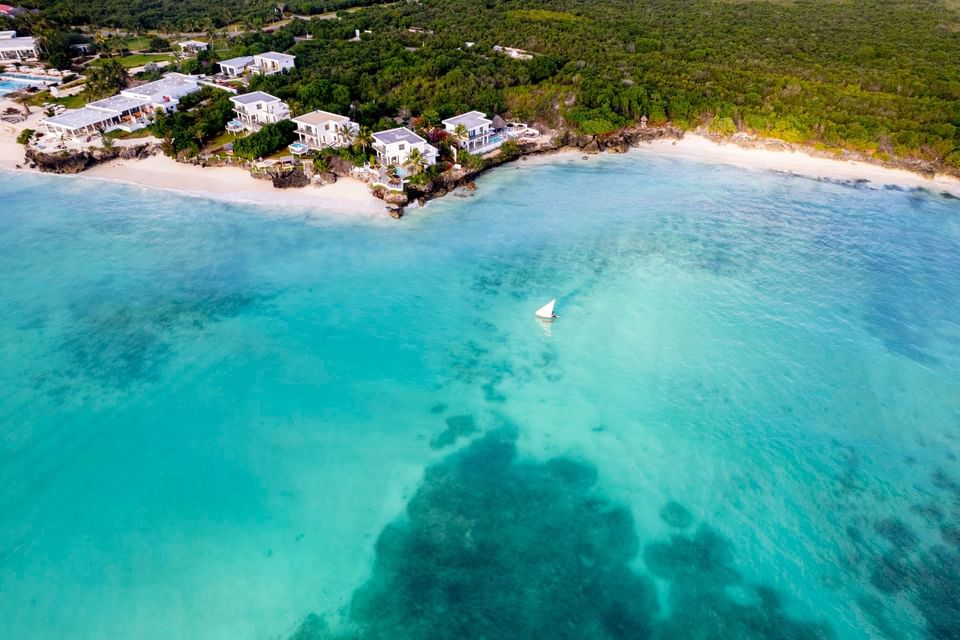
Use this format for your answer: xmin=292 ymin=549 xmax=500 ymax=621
xmin=0 ymin=73 xmax=53 ymax=96
xmin=0 ymin=155 xmax=959 ymax=639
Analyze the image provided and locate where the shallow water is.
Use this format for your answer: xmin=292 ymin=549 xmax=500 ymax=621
xmin=1 ymin=155 xmax=959 ymax=640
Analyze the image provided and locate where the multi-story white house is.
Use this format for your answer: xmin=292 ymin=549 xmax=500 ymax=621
xmin=0 ymin=30 xmax=38 ymax=61
xmin=442 ymin=111 xmax=503 ymax=154
xmin=218 ymin=52 xmax=295 ymax=78
xmin=229 ymin=91 xmax=291 ymax=131
xmin=292 ymin=110 xmax=359 ymax=150
xmin=253 ymin=52 xmax=296 ymax=75
xmin=372 ymin=127 xmax=438 ymax=167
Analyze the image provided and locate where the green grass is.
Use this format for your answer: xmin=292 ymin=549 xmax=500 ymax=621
xmin=202 ymin=130 xmax=237 ymax=152
xmin=95 ymin=53 xmax=174 ymax=69
xmin=119 ymin=36 xmax=152 ymax=51
xmin=103 ymin=127 xmax=153 ymax=140
xmin=27 ymin=91 xmax=86 ymax=109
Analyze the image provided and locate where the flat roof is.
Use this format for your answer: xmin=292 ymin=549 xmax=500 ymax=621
xmin=442 ymin=111 xmax=491 ymax=130
xmin=178 ymin=40 xmax=208 ymax=47
xmin=88 ymin=94 xmax=151 ymax=113
xmin=255 ymin=51 xmax=295 ymax=62
xmin=293 ymin=110 xmax=351 ymax=126
xmin=43 ymin=107 xmax=114 ymax=130
xmin=219 ymin=55 xmax=254 ymax=68
xmin=231 ymin=91 xmax=281 ymax=105
xmin=0 ymin=36 xmax=35 ymax=50
xmin=122 ymin=73 xmax=199 ymax=101
xmin=373 ymin=127 xmax=425 ymax=146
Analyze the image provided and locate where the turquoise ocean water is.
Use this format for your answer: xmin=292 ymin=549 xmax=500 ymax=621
xmin=1 ymin=154 xmax=959 ymax=639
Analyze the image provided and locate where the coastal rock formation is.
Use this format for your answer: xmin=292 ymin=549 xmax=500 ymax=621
xmin=325 ymin=156 xmax=355 ymax=178
xmin=25 ymin=143 xmax=157 ymax=174
xmin=372 ymin=189 xmax=409 ymax=218
xmin=272 ymin=167 xmax=310 ymax=189
xmin=315 ymin=171 xmax=338 ymax=186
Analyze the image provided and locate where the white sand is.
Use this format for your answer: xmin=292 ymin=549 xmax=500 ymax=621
xmin=0 ymin=103 xmax=383 ymax=216
xmin=4 ymin=109 xmax=959 ymax=212
xmin=81 ymin=154 xmax=384 ymax=216
xmin=634 ymin=134 xmax=960 ymax=197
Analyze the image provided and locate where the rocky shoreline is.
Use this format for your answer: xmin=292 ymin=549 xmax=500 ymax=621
xmin=24 ymin=143 xmax=158 ymax=174
xmin=13 ymin=122 xmax=958 ymax=218
xmin=390 ymin=126 xmax=685 ymax=216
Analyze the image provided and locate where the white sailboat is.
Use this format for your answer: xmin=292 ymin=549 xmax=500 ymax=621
xmin=535 ymin=299 xmax=557 ymax=320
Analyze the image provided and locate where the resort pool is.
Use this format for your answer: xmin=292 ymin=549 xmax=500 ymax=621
xmin=0 ymin=73 xmax=56 ymax=83
xmin=0 ymin=73 xmax=55 ymax=96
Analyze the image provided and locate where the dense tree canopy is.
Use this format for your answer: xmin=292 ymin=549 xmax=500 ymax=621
xmin=11 ymin=0 xmax=960 ymax=170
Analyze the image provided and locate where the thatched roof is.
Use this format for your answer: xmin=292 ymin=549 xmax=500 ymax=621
xmin=491 ymin=114 xmax=507 ymax=130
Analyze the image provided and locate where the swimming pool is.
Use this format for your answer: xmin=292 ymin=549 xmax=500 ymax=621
xmin=0 ymin=73 xmax=57 ymax=96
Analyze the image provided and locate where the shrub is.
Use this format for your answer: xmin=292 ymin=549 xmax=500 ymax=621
xmin=16 ymin=129 xmax=34 ymax=145
xmin=233 ymin=120 xmax=298 ymax=159
xmin=709 ymin=116 xmax=737 ymax=136
xmin=499 ymin=140 xmax=520 ymax=158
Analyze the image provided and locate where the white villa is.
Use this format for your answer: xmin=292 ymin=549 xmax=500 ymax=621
xmin=217 ymin=51 xmax=296 ymax=77
xmin=178 ymin=40 xmax=208 ymax=54
xmin=253 ymin=51 xmax=296 ymax=75
xmin=372 ymin=127 xmax=438 ymax=167
xmin=40 ymin=73 xmax=202 ymax=139
xmin=442 ymin=111 xmax=502 ymax=154
xmin=292 ymin=110 xmax=359 ymax=150
xmin=0 ymin=31 xmax=38 ymax=61
xmin=229 ymin=91 xmax=291 ymax=131
xmin=218 ymin=55 xmax=254 ymax=77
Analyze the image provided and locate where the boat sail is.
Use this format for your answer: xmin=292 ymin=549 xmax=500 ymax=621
xmin=535 ymin=299 xmax=557 ymax=320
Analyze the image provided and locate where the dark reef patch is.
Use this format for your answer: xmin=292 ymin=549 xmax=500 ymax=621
xmin=289 ymin=430 xmax=834 ymax=640
xmin=659 ymin=501 xmax=694 ymax=529
xmin=429 ymin=414 xmax=479 ymax=449
xmin=56 ymin=288 xmax=264 ymax=390
xmin=874 ymin=517 xmax=919 ymax=549
xmin=348 ymin=428 xmax=657 ymax=639
xmin=644 ymin=526 xmax=833 ymax=639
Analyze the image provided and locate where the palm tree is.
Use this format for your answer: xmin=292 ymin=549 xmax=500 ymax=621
xmin=450 ymin=123 xmax=468 ymax=162
xmin=93 ymin=32 xmax=109 ymax=57
xmin=404 ymin=147 xmax=428 ymax=175
xmin=386 ymin=163 xmax=399 ymax=181
xmin=337 ymin=123 xmax=356 ymax=148
xmin=353 ymin=125 xmax=374 ymax=161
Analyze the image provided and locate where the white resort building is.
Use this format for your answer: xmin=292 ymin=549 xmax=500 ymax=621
xmin=39 ymin=73 xmax=202 ymax=139
xmin=292 ymin=110 xmax=359 ymax=150
xmin=229 ymin=91 xmax=291 ymax=131
xmin=178 ymin=40 xmax=208 ymax=54
xmin=253 ymin=52 xmax=296 ymax=75
xmin=442 ymin=111 xmax=503 ymax=154
xmin=372 ymin=127 xmax=438 ymax=167
xmin=218 ymin=55 xmax=254 ymax=77
xmin=0 ymin=30 xmax=38 ymax=61
xmin=217 ymin=51 xmax=296 ymax=78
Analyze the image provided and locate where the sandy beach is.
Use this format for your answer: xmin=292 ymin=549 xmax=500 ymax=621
xmin=1 ymin=117 xmax=383 ymax=216
xmin=81 ymin=154 xmax=385 ymax=216
xmin=634 ymin=134 xmax=960 ymax=197
xmin=4 ymin=119 xmax=960 ymax=212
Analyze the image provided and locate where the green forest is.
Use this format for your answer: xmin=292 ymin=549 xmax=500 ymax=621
xmin=5 ymin=0 xmax=960 ymax=170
